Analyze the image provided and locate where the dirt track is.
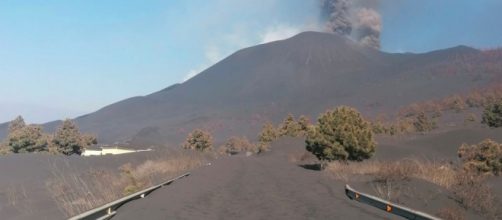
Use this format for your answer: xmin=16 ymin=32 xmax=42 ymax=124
xmin=115 ymin=138 xmax=400 ymax=220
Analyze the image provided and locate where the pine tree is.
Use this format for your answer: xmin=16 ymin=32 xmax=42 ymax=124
xmin=52 ymin=119 xmax=95 ymax=155
xmin=482 ymin=99 xmax=502 ymax=128
xmin=306 ymin=106 xmax=375 ymax=162
xmin=7 ymin=124 xmax=48 ymax=153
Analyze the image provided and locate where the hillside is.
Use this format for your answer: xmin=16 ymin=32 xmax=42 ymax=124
xmin=0 ymin=31 xmax=496 ymax=147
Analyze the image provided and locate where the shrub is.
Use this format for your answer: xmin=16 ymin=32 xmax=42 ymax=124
xmin=120 ymin=163 xmax=146 ymax=195
xmin=451 ymin=172 xmax=497 ymax=217
xmin=481 ymin=99 xmax=502 ymax=127
xmin=458 ymin=139 xmax=502 ymax=175
xmin=0 ymin=143 xmax=10 ymax=155
xmin=306 ymin=106 xmax=375 ymax=162
xmin=182 ymin=129 xmax=213 ymax=152
xmin=222 ymin=136 xmax=256 ymax=155
xmin=413 ymin=112 xmax=437 ymax=133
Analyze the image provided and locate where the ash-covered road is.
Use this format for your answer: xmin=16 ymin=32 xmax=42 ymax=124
xmin=114 ymin=138 xmax=398 ymax=220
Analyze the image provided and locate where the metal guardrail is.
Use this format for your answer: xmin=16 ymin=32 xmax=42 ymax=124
xmin=345 ymin=184 xmax=441 ymax=220
xmin=68 ymin=172 xmax=190 ymax=220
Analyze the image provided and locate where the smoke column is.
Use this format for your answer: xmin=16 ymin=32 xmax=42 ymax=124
xmin=321 ymin=0 xmax=382 ymax=49
xmin=322 ymin=0 xmax=353 ymax=36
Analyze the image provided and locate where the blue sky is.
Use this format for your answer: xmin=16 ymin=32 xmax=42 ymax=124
xmin=1 ymin=0 xmax=502 ymax=123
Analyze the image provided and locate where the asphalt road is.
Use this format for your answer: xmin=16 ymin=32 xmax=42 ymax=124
xmin=113 ymin=139 xmax=399 ymax=220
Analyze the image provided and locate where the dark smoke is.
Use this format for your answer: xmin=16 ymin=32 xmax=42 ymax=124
xmin=321 ymin=0 xmax=382 ymax=49
xmin=322 ymin=0 xmax=352 ymax=36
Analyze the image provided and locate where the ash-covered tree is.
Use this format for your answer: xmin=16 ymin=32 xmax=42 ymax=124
xmin=4 ymin=116 xmax=48 ymax=153
xmin=7 ymin=125 xmax=48 ymax=153
xmin=182 ymin=129 xmax=213 ymax=152
xmin=222 ymin=136 xmax=256 ymax=155
xmin=52 ymin=119 xmax=97 ymax=155
xmin=458 ymin=139 xmax=502 ymax=175
xmin=306 ymin=106 xmax=375 ymax=162
xmin=482 ymin=99 xmax=502 ymax=128
xmin=279 ymin=113 xmax=302 ymax=137
xmin=9 ymin=116 xmax=26 ymax=133
xmin=258 ymin=122 xmax=278 ymax=144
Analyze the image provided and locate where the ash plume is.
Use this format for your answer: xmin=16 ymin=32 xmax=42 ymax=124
xmin=321 ymin=0 xmax=382 ymax=49
xmin=322 ymin=0 xmax=353 ymax=36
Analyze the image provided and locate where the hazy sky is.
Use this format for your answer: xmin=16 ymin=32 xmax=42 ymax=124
xmin=1 ymin=0 xmax=502 ymax=123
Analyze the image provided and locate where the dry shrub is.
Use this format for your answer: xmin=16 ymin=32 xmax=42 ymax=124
xmin=458 ymin=139 xmax=502 ymax=175
xmin=220 ymin=136 xmax=258 ymax=155
xmin=436 ymin=207 xmax=466 ymax=220
xmin=326 ymin=158 xmax=456 ymax=188
xmin=370 ymin=179 xmax=400 ymax=202
xmin=46 ymin=152 xmax=205 ymax=217
xmin=450 ymin=172 xmax=499 ymax=218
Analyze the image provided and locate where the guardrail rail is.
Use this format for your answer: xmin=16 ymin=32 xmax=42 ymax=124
xmin=345 ymin=184 xmax=441 ymax=220
xmin=68 ymin=172 xmax=190 ymax=220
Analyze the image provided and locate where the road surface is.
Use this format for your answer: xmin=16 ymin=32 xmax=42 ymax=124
xmin=114 ymin=138 xmax=399 ymax=220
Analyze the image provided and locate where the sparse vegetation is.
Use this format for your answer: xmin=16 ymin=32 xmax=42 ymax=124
xmin=278 ymin=113 xmax=302 ymax=137
xmin=481 ymin=99 xmax=502 ymax=127
xmin=257 ymin=122 xmax=278 ymax=149
xmin=182 ymin=129 xmax=213 ymax=152
xmin=450 ymin=172 xmax=498 ymax=218
xmin=413 ymin=111 xmax=437 ymax=133
xmin=220 ymin=136 xmax=258 ymax=155
xmin=458 ymin=139 xmax=502 ymax=175
xmin=306 ymin=106 xmax=375 ymax=162
xmin=120 ymin=163 xmax=147 ymax=195
xmin=297 ymin=115 xmax=312 ymax=136
xmin=46 ymin=152 xmax=205 ymax=217
xmin=367 ymin=83 xmax=502 ymax=136
xmin=326 ymin=159 xmax=456 ymax=188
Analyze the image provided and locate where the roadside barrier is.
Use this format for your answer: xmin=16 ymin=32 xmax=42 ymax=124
xmin=68 ymin=173 xmax=190 ymax=220
xmin=345 ymin=184 xmax=441 ymax=220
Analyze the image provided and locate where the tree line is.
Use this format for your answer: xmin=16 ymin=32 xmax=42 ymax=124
xmin=0 ymin=116 xmax=97 ymax=155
